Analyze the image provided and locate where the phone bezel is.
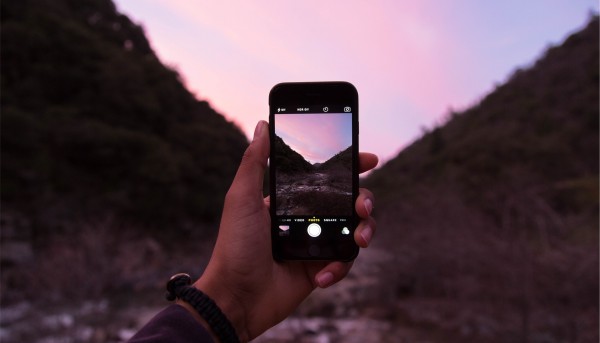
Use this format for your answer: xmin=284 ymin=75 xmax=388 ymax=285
xmin=269 ymin=81 xmax=359 ymax=261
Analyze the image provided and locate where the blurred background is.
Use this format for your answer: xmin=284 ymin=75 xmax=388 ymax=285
xmin=1 ymin=0 xmax=598 ymax=342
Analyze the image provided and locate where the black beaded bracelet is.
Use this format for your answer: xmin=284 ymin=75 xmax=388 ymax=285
xmin=166 ymin=273 xmax=240 ymax=343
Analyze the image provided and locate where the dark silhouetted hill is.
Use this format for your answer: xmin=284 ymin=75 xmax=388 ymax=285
xmin=367 ymin=16 xmax=598 ymax=225
xmin=1 ymin=0 xmax=248 ymax=233
xmin=273 ymin=135 xmax=312 ymax=174
xmin=363 ymin=16 xmax=599 ymax=341
xmin=273 ymin=139 xmax=352 ymax=216
xmin=319 ymin=146 xmax=352 ymax=172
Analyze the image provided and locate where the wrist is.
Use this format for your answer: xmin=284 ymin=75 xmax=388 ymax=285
xmin=195 ymin=274 xmax=249 ymax=343
xmin=166 ymin=273 xmax=246 ymax=343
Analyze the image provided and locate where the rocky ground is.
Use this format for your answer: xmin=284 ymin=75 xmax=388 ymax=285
xmin=0 ymin=298 xmax=162 ymax=342
xmin=275 ymin=171 xmax=352 ymax=216
xmin=0 ymin=248 xmax=405 ymax=343
xmin=2 ymin=242 xmax=595 ymax=342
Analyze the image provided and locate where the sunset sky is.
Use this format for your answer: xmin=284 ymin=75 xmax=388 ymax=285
xmin=276 ymin=113 xmax=352 ymax=164
xmin=114 ymin=0 xmax=598 ymax=166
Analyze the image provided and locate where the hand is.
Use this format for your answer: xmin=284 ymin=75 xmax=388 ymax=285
xmin=193 ymin=120 xmax=378 ymax=342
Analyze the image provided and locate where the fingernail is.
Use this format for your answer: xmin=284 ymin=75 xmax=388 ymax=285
xmin=316 ymin=272 xmax=334 ymax=288
xmin=364 ymin=198 xmax=373 ymax=216
xmin=253 ymin=121 xmax=265 ymax=142
xmin=361 ymin=225 xmax=372 ymax=246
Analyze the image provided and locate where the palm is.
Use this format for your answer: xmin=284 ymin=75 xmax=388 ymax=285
xmin=214 ymin=193 xmax=330 ymax=337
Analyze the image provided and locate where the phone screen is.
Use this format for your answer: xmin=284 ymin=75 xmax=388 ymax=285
xmin=269 ymin=82 xmax=358 ymax=260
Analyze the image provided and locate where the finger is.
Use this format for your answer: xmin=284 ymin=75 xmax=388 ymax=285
xmin=355 ymin=188 xmax=374 ymax=219
xmin=354 ymin=216 xmax=376 ymax=248
xmin=314 ymin=261 xmax=354 ymax=288
xmin=263 ymin=196 xmax=270 ymax=209
xmin=359 ymin=152 xmax=378 ymax=174
xmin=227 ymin=121 xmax=270 ymax=200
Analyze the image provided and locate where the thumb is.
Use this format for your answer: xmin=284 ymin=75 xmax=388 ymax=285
xmin=228 ymin=120 xmax=270 ymax=200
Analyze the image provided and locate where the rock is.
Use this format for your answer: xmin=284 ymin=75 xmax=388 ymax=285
xmin=0 ymin=241 xmax=34 ymax=265
xmin=118 ymin=328 xmax=137 ymax=341
xmin=0 ymin=302 xmax=31 ymax=325
xmin=42 ymin=313 xmax=74 ymax=330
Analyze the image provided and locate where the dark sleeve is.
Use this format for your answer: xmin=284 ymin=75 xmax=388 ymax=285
xmin=128 ymin=304 xmax=215 ymax=343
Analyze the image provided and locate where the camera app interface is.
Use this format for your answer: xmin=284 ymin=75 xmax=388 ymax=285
xmin=274 ymin=106 xmax=353 ymax=240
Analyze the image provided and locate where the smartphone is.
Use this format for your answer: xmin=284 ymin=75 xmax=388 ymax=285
xmin=269 ymin=81 xmax=359 ymax=261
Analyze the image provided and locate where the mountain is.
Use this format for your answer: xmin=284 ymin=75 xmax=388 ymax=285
xmin=367 ymin=16 xmax=598 ymax=219
xmin=362 ymin=17 xmax=599 ymax=341
xmin=1 ymin=0 xmax=248 ymax=233
xmin=274 ymin=134 xmax=352 ymax=174
xmin=318 ymin=145 xmax=352 ymax=172
xmin=273 ymin=137 xmax=352 ymax=216
xmin=273 ymin=134 xmax=312 ymax=174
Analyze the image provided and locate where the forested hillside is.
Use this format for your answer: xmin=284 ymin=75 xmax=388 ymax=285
xmin=1 ymin=1 xmax=249 ymax=330
xmin=1 ymin=0 xmax=248 ymax=234
xmin=362 ymin=16 xmax=599 ymax=342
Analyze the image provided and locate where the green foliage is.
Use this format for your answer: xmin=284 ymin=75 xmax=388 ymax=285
xmin=1 ymin=0 xmax=248 ymax=233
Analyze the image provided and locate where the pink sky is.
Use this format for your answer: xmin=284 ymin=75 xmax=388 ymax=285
xmin=114 ymin=0 xmax=597 ymax=166
xmin=276 ymin=113 xmax=352 ymax=164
